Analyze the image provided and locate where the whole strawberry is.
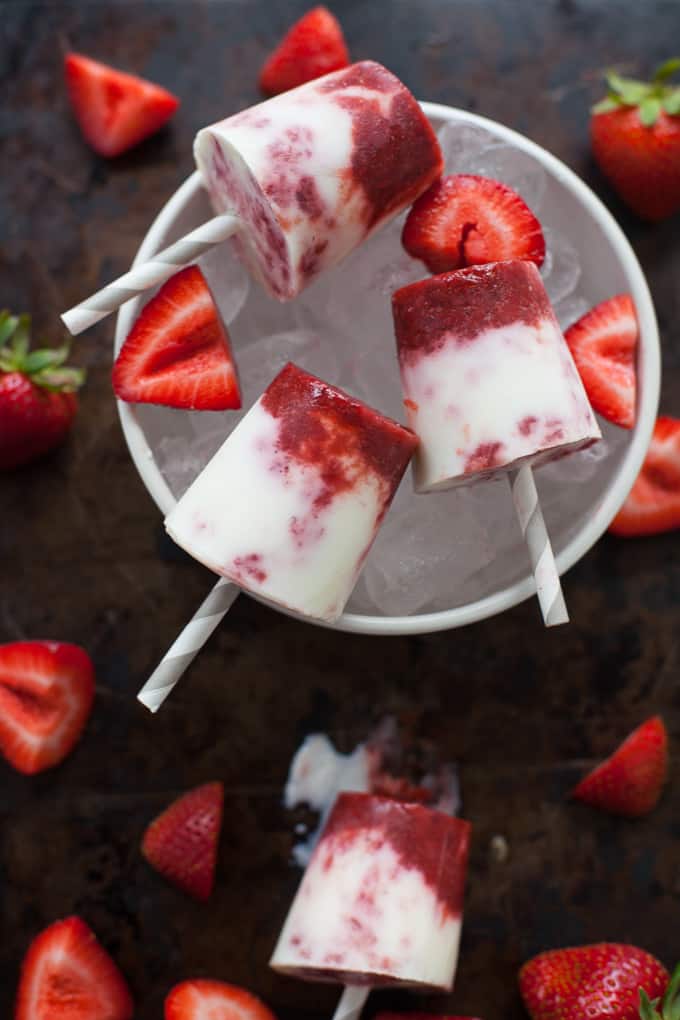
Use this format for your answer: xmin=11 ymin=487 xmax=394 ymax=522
xmin=591 ymin=58 xmax=680 ymax=221
xmin=519 ymin=943 xmax=670 ymax=1020
xmin=0 ymin=311 xmax=84 ymax=469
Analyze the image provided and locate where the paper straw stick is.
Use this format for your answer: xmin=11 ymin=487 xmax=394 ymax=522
xmin=137 ymin=577 xmax=239 ymax=713
xmin=332 ymin=986 xmax=370 ymax=1020
xmin=508 ymin=463 xmax=569 ymax=627
xmin=62 ymin=213 xmax=240 ymax=336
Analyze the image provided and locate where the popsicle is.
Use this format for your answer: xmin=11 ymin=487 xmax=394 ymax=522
xmin=63 ymin=61 xmax=442 ymax=334
xmin=391 ymin=260 xmax=602 ymax=624
xmin=137 ymin=364 xmax=417 ymax=711
xmin=270 ymin=792 xmax=470 ymax=1018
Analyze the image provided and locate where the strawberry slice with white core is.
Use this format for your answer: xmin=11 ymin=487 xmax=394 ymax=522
xmin=0 ymin=641 xmax=94 ymax=775
xmin=564 ymin=294 xmax=639 ymax=429
xmin=112 ymin=265 xmax=241 ymax=411
xmin=15 ymin=916 xmax=133 ymax=1020
xmin=165 ymin=979 xmax=278 ymax=1020
xmin=401 ymin=173 xmax=546 ymax=273
xmin=610 ymin=416 xmax=680 ymax=536
xmin=65 ymin=52 xmax=179 ymax=158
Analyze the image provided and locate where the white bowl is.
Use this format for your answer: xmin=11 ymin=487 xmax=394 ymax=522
xmin=115 ymin=102 xmax=660 ymax=636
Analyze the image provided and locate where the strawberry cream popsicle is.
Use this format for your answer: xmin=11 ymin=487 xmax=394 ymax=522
xmin=194 ymin=60 xmax=443 ymax=300
xmin=391 ymin=260 xmax=601 ymax=492
xmin=165 ymin=364 xmax=417 ymax=623
xmin=270 ymin=792 xmax=470 ymax=990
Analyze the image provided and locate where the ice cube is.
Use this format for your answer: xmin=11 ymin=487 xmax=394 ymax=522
xmin=361 ymin=482 xmax=495 ymax=616
xmin=542 ymin=227 xmax=581 ymax=305
xmin=199 ymin=241 xmax=250 ymax=325
xmin=469 ymin=144 xmax=548 ymax=213
xmin=554 ymin=294 xmax=590 ymax=332
xmin=234 ymin=328 xmax=341 ymax=410
xmin=437 ymin=119 xmax=498 ymax=172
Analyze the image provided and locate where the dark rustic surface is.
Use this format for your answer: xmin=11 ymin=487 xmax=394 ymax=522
xmin=2 ymin=1 xmax=680 ymax=1016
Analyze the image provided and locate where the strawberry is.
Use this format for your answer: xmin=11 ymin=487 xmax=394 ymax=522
xmin=564 ymin=294 xmax=638 ymax=429
xmin=142 ymin=781 xmax=224 ymax=900
xmin=165 ymin=979 xmax=278 ymax=1020
xmin=591 ymin=58 xmax=680 ymax=221
xmin=571 ymin=716 xmax=668 ymax=817
xmin=0 ymin=641 xmax=94 ymax=775
xmin=112 ymin=265 xmax=241 ymax=410
xmin=65 ymin=51 xmax=179 ymax=158
xmin=0 ymin=311 xmax=84 ymax=470
xmin=610 ymin=417 xmax=680 ymax=536
xmin=259 ymin=7 xmax=350 ymax=97
xmin=519 ymin=943 xmax=670 ymax=1020
xmin=401 ymin=174 xmax=545 ymax=274
xmin=15 ymin=916 xmax=133 ymax=1020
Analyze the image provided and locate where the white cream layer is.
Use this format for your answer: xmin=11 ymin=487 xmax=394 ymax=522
xmin=400 ymin=316 xmax=602 ymax=492
xmin=165 ymin=399 xmax=386 ymax=622
xmin=270 ymin=830 xmax=462 ymax=989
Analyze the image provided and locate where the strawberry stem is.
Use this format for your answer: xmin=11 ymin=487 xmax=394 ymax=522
xmin=639 ymin=964 xmax=680 ymax=1020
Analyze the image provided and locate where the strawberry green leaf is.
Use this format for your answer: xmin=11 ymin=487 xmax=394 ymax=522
xmin=654 ymin=57 xmax=680 ymax=83
xmin=34 ymin=366 xmax=85 ymax=392
xmin=640 ymin=96 xmax=663 ymax=126
xmin=662 ymin=90 xmax=680 ymax=115
xmin=0 ymin=313 xmax=20 ymax=349
xmin=607 ymin=71 xmax=652 ymax=105
xmin=639 ymin=989 xmax=662 ymax=1020
xmin=593 ymin=95 xmax=622 ymax=114
xmin=661 ymin=962 xmax=680 ymax=1020
xmin=22 ymin=347 xmax=70 ymax=374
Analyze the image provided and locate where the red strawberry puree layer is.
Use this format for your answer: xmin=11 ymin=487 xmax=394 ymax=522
xmin=194 ymin=61 xmax=442 ymax=299
xmin=391 ymin=261 xmax=601 ymax=491
xmin=270 ymin=793 xmax=471 ymax=988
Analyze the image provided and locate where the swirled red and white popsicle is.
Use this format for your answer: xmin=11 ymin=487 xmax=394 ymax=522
xmin=270 ymin=792 xmax=470 ymax=1020
xmin=63 ymin=61 xmax=442 ymax=333
xmin=391 ymin=260 xmax=602 ymax=626
xmin=165 ymin=363 xmax=417 ymax=623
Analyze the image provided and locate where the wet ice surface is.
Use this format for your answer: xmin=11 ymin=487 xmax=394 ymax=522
xmin=155 ymin=113 xmax=627 ymax=618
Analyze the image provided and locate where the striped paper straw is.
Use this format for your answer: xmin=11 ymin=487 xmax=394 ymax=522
xmin=509 ymin=463 xmax=569 ymax=627
xmin=62 ymin=213 xmax=240 ymax=336
xmin=137 ymin=577 xmax=240 ymax=713
xmin=332 ymin=987 xmax=370 ymax=1020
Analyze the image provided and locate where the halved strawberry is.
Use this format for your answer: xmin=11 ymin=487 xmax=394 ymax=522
xmin=259 ymin=7 xmax=350 ymax=97
xmin=0 ymin=641 xmax=94 ymax=775
xmin=142 ymin=781 xmax=224 ymax=901
xmin=65 ymin=52 xmax=179 ymax=158
xmin=564 ymin=294 xmax=638 ymax=429
xmin=15 ymin=916 xmax=133 ymax=1020
xmin=571 ymin=716 xmax=668 ymax=817
xmin=610 ymin=417 xmax=680 ymax=536
xmin=165 ymin=980 xmax=277 ymax=1020
xmin=401 ymin=174 xmax=545 ymax=273
xmin=112 ymin=266 xmax=241 ymax=410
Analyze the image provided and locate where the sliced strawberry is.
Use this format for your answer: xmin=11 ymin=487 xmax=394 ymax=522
xmin=142 ymin=781 xmax=224 ymax=901
xmin=610 ymin=416 xmax=680 ymax=536
xmin=112 ymin=265 xmax=241 ymax=410
xmin=65 ymin=52 xmax=179 ymax=158
xmin=165 ymin=980 xmax=278 ymax=1020
xmin=15 ymin=916 xmax=133 ymax=1020
xmin=0 ymin=641 xmax=94 ymax=775
xmin=259 ymin=7 xmax=350 ymax=97
xmin=401 ymin=174 xmax=545 ymax=274
xmin=564 ymin=294 xmax=638 ymax=429
xmin=571 ymin=716 xmax=668 ymax=817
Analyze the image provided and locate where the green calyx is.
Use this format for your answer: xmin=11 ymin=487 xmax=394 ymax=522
xmin=639 ymin=962 xmax=680 ymax=1020
xmin=593 ymin=56 xmax=680 ymax=125
xmin=0 ymin=310 xmax=85 ymax=392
